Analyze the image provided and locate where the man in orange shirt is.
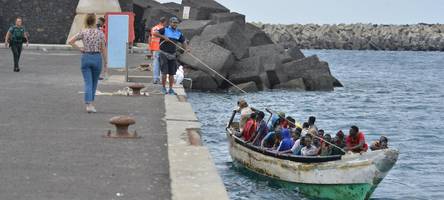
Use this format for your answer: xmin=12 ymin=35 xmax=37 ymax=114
xmin=345 ymin=125 xmax=369 ymax=153
xmin=149 ymin=17 xmax=167 ymax=84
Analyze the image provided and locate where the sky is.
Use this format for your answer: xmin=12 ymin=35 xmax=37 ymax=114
xmin=157 ymin=0 xmax=444 ymax=24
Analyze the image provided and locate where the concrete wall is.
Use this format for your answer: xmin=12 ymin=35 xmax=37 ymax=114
xmin=119 ymin=0 xmax=134 ymax=12
xmin=0 ymin=0 xmax=79 ymax=44
xmin=0 ymin=0 xmax=135 ymax=44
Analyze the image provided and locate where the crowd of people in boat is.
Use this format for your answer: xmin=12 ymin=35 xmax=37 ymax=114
xmin=236 ymin=100 xmax=389 ymax=156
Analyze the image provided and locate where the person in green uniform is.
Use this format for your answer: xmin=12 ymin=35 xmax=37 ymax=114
xmin=4 ymin=17 xmax=29 ymax=72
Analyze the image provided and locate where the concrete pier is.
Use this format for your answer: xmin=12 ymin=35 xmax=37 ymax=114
xmin=0 ymin=48 xmax=228 ymax=200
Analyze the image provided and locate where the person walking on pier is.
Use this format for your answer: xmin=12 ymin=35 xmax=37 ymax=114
xmin=154 ymin=17 xmax=188 ymax=95
xmin=4 ymin=17 xmax=29 ymax=72
xmin=68 ymin=13 xmax=107 ymax=113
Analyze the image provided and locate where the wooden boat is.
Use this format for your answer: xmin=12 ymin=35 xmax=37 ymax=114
xmin=226 ymin=110 xmax=399 ymax=200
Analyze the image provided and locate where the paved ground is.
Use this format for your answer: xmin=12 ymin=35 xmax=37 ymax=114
xmin=0 ymin=49 xmax=170 ymax=200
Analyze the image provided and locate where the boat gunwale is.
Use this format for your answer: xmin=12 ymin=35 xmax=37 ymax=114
xmin=227 ymin=127 xmax=342 ymax=163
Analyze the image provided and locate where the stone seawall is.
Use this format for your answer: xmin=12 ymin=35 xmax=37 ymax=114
xmin=255 ymin=23 xmax=444 ymax=51
xmin=0 ymin=0 xmax=132 ymax=44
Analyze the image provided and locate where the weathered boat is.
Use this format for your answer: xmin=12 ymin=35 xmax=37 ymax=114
xmin=226 ymin=110 xmax=399 ymax=200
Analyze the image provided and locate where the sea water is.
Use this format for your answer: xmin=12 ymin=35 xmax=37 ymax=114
xmin=188 ymin=50 xmax=444 ymax=200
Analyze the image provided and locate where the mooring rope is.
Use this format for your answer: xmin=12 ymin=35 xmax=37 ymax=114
xmin=164 ymin=37 xmax=347 ymax=154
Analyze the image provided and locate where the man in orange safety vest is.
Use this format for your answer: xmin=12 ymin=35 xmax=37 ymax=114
xmin=149 ymin=17 xmax=167 ymax=84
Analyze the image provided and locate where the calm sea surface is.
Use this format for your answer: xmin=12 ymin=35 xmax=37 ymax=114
xmin=187 ymin=50 xmax=444 ymax=200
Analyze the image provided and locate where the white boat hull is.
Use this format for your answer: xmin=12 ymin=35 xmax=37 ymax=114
xmin=227 ymin=131 xmax=399 ymax=200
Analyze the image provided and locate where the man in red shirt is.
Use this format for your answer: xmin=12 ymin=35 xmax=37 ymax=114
xmin=346 ymin=125 xmax=368 ymax=153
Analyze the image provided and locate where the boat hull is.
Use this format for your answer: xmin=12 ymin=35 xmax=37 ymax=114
xmin=227 ymin=131 xmax=398 ymax=200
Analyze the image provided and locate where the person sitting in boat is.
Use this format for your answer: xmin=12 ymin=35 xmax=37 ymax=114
xmin=301 ymin=134 xmax=319 ymax=156
xmin=277 ymin=129 xmax=302 ymax=155
xmin=261 ymin=128 xmax=280 ymax=148
xmin=251 ymin=111 xmax=269 ymax=146
xmin=308 ymin=116 xmax=319 ymax=134
xmin=237 ymin=99 xmax=253 ymax=132
xmin=241 ymin=112 xmax=257 ymax=142
xmin=291 ymin=127 xmax=302 ymax=142
xmin=318 ymin=129 xmax=325 ymax=138
xmin=267 ymin=114 xmax=279 ymax=131
xmin=370 ymin=136 xmax=388 ymax=151
xmin=308 ymin=129 xmax=321 ymax=148
xmin=286 ymin=116 xmax=296 ymax=129
xmin=301 ymin=122 xmax=309 ymax=137
xmin=289 ymin=135 xmax=305 ymax=155
xmin=345 ymin=126 xmax=369 ymax=153
xmin=332 ymin=130 xmax=346 ymax=155
xmin=318 ymin=134 xmax=333 ymax=156
xmin=276 ymin=128 xmax=294 ymax=152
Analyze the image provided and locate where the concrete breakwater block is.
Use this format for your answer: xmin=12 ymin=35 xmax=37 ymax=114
xmin=180 ymin=36 xmax=234 ymax=85
xmin=228 ymin=81 xmax=258 ymax=93
xmin=227 ymin=56 xmax=264 ymax=89
xmin=143 ymin=7 xmax=180 ymax=29
xmin=210 ymin=12 xmax=245 ymax=25
xmin=244 ymin=23 xmax=274 ymax=47
xmin=287 ymin=47 xmax=305 ymax=60
xmin=248 ymin=43 xmax=294 ymax=64
xmin=178 ymin=20 xmax=214 ymax=40
xmin=281 ymin=55 xmax=335 ymax=91
xmin=200 ymin=21 xmax=250 ymax=59
xmin=184 ymin=70 xmax=219 ymax=91
xmin=274 ymin=78 xmax=307 ymax=91
xmin=182 ymin=0 xmax=230 ymax=20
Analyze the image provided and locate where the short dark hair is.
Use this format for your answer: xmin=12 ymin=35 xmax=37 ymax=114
xmin=286 ymin=117 xmax=295 ymax=125
xmin=160 ymin=17 xmax=167 ymax=23
xmin=351 ymin=125 xmax=359 ymax=133
xmin=308 ymin=116 xmax=316 ymax=125
xmin=257 ymin=111 xmax=265 ymax=120
xmin=302 ymin=122 xmax=309 ymax=128
xmin=319 ymin=129 xmax=324 ymax=133
xmin=98 ymin=17 xmax=105 ymax=23
xmin=295 ymin=127 xmax=302 ymax=134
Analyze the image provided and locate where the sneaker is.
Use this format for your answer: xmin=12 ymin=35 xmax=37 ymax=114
xmin=168 ymin=88 xmax=177 ymax=95
xmin=90 ymin=106 xmax=97 ymax=113
xmin=161 ymin=87 xmax=167 ymax=94
xmin=86 ymin=105 xmax=97 ymax=113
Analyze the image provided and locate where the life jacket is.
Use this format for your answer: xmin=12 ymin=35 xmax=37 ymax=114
xmin=149 ymin=24 xmax=164 ymax=51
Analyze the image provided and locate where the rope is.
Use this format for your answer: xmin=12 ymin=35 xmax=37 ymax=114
xmin=162 ymin=37 xmax=248 ymax=94
xmin=164 ymin=37 xmax=346 ymax=154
